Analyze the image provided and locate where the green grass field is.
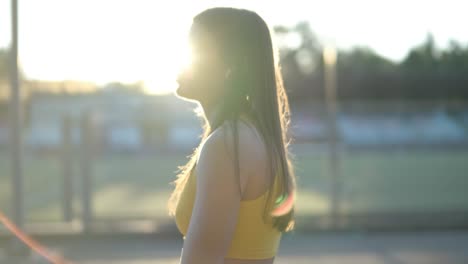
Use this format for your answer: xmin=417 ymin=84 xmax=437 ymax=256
xmin=1 ymin=145 xmax=468 ymax=223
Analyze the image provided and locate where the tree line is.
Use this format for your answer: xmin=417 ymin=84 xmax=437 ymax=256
xmin=275 ymin=22 xmax=468 ymax=102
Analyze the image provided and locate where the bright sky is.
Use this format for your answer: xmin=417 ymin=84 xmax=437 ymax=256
xmin=0 ymin=0 xmax=467 ymax=94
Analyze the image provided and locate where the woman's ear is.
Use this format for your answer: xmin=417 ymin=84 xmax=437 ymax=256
xmin=225 ymin=55 xmax=246 ymax=80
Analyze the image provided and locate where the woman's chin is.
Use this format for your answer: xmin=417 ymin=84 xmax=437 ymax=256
xmin=175 ymin=86 xmax=197 ymax=101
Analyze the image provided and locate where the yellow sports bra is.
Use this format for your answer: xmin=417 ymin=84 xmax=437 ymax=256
xmin=174 ymin=167 xmax=283 ymax=259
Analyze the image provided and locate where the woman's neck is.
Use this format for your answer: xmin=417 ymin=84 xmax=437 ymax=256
xmin=201 ymin=100 xmax=253 ymax=129
xmin=202 ymin=101 xmax=222 ymax=129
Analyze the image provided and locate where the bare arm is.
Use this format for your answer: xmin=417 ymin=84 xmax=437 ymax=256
xmin=180 ymin=125 xmax=243 ymax=264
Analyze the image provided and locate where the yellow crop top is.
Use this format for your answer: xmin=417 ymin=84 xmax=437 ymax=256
xmin=174 ymin=167 xmax=283 ymax=259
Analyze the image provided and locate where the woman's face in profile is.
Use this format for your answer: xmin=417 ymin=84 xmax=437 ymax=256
xmin=176 ymin=23 xmax=227 ymax=104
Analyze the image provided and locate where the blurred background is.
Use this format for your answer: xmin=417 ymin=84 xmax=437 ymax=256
xmin=1 ymin=0 xmax=468 ymax=263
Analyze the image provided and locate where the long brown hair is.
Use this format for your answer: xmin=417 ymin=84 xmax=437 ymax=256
xmin=168 ymin=7 xmax=296 ymax=232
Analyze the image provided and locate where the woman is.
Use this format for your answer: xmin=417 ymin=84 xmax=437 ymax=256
xmin=168 ymin=7 xmax=296 ymax=264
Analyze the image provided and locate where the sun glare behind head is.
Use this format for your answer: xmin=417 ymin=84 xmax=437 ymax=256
xmin=142 ymin=41 xmax=193 ymax=95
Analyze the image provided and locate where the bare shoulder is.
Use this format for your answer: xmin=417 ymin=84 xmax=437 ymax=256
xmin=198 ymin=119 xmax=268 ymax=197
xmin=201 ymin=119 xmax=266 ymax=166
